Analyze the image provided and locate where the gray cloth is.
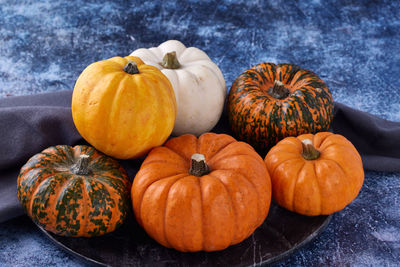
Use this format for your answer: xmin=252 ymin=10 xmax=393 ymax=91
xmin=332 ymin=102 xmax=400 ymax=172
xmin=0 ymin=90 xmax=82 ymax=223
xmin=0 ymin=90 xmax=399 ymax=223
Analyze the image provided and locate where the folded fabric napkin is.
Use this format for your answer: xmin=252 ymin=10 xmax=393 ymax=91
xmin=1 ymin=90 xmax=399 ymax=223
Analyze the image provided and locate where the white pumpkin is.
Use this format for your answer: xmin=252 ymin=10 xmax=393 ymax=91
xmin=129 ymin=40 xmax=226 ymax=136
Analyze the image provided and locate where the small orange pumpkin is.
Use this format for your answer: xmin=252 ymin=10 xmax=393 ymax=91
xmin=264 ymin=132 xmax=364 ymax=216
xmin=131 ymin=133 xmax=271 ymax=252
xmin=72 ymin=56 xmax=176 ymax=159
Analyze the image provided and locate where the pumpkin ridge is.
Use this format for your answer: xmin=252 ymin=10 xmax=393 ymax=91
xmin=206 ymin=172 xmax=236 ymax=245
xmin=311 ymin=163 xmax=322 ymax=215
xmin=193 ymin=61 xmax=226 ymax=88
xmin=211 ymin=168 xmax=261 ymax=224
xmin=203 ymin=140 xmax=237 ymax=163
xmin=140 ymin=160 xmax=188 ymax=170
xmin=89 ymin=158 xmax=126 ymax=175
xmin=19 ymin=166 xmax=57 ymax=195
xmin=106 ymin=74 xmax=131 ymax=154
xmin=197 ymin=175 xmax=205 ymax=251
xmin=92 ymin=171 xmax=129 ymax=184
xmin=323 ymin=158 xmax=350 ymax=181
xmin=54 ymin=176 xmax=84 ymax=236
xmin=235 ymin=169 xmax=262 ymax=227
xmin=90 ymin=178 xmax=123 ymax=231
xmin=61 ymin=145 xmax=76 ymax=162
xmin=262 ymin=63 xmax=277 ymax=83
xmin=291 ymin=161 xmax=306 ymax=212
xmin=234 ymin=170 xmax=265 ymax=235
xmin=28 ymin=173 xmax=67 ymax=219
xmin=80 ymin=177 xmax=89 ymax=236
xmin=18 ymin=154 xmax=49 ymax=177
xmin=82 ymin=177 xmax=95 ymax=234
xmin=315 ymin=159 xmax=349 ymax=213
xmin=136 ymin=173 xmax=188 ymax=228
xmin=83 ymin=72 xmax=124 ymax=148
xmin=94 ymin=175 xmax=130 ymax=200
xmin=318 ymin=143 xmax=360 ymax=158
xmin=211 ymin=153 xmax=262 ymax=164
xmin=32 ymin=173 xmax=71 ymax=228
xmin=269 ymin=157 xmax=301 ymax=177
xmin=281 ymin=64 xmax=302 ymax=84
xmin=163 ymin=146 xmax=190 ymax=161
xmin=249 ymin=66 xmax=267 ymax=85
xmin=51 ymin=146 xmax=73 ymax=165
xmin=162 ymin=175 xmax=188 ymax=249
xmin=252 ymin=100 xmax=269 ymax=144
xmin=86 ymin=178 xmax=117 ymax=236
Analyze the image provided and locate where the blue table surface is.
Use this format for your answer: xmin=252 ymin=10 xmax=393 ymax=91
xmin=1 ymin=0 xmax=400 ymax=266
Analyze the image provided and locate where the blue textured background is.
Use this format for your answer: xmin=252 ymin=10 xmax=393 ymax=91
xmin=1 ymin=0 xmax=400 ymax=266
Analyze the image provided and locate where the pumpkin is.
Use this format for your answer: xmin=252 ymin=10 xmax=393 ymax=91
xmin=227 ymin=62 xmax=334 ymax=153
xmin=72 ymin=56 xmax=176 ymax=159
xmin=264 ymin=132 xmax=364 ymax=216
xmin=17 ymin=145 xmax=131 ymax=237
xmin=131 ymin=133 xmax=271 ymax=252
xmin=130 ymin=40 xmax=226 ymax=136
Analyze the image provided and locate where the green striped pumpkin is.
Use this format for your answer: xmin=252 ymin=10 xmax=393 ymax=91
xmin=17 ymin=145 xmax=131 ymax=237
xmin=227 ymin=63 xmax=334 ymax=153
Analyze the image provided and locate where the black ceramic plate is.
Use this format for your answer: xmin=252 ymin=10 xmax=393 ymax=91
xmin=37 ymin=204 xmax=331 ymax=266
xmin=35 ymin=112 xmax=331 ymax=266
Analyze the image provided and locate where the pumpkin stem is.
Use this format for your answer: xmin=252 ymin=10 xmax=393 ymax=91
xmin=160 ymin=51 xmax=181 ymax=69
xmin=124 ymin=60 xmax=140 ymax=74
xmin=71 ymin=155 xmax=92 ymax=175
xmin=268 ymin=80 xmax=290 ymax=100
xmin=301 ymin=139 xmax=320 ymax=160
xmin=189 ymin=153 xmax=210 ymax=177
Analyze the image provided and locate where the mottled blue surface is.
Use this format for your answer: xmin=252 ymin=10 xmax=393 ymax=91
xmin=1 ymin=0 xmax=400 ymax=266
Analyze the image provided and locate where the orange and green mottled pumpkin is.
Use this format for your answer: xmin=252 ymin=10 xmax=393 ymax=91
xmin=17 ymin=145 xmax=131 ymax=237
xmin=227 ymin=63 xmax=334 ymax=152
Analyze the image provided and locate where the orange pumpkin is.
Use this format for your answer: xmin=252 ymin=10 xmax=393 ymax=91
xmin=131 ymin=133 xmax=271 ymax=252
xmin=72 ymin=56 xmax=176 ymax=159
xmin=264 ymin=132 xmax=364 ymax=216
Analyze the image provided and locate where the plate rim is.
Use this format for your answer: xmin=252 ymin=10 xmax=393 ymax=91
xmin=35 ymin=213 xmax=332 ymax=267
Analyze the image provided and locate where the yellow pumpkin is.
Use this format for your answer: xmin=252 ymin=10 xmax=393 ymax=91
xmin=72 ymin=56 xmax=177 ymax=159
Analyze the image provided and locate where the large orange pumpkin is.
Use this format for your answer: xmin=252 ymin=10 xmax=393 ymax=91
xmin=264 ymin=132 xmax=364 ymax=216
xmin=72 ymin=56 xmax=176 ymax=159
xmin=131 ymin=133 xmax=271 ymax=252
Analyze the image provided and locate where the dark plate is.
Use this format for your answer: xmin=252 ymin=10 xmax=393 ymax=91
xmin=35 ymin=111 xmax=331 ymax=266
xmin=37 ymin=204 xmax=331 ymax=267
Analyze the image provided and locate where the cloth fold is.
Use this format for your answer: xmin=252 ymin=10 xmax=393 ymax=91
xmin=332 ymin=102 xmax=400 ymax=172
xmin=1 ymin=90 xmax=399 ymax=223
xmin=0 ymin=91 xmax=82 ymax=223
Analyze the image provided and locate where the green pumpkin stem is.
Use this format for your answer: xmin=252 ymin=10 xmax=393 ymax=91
xmin=160 ymin=51 xmax=181 ymax=69
xmin=268 ymin=80 xmax=290 ymax=100
xmin=301 ymin=139 xmax=320 ymax=160
xmin=71 ymin=155 xmax=92 ymax=175
xmin=123 ymin=60 xmax=139 ymax=74
xmin=189 ymin=153 xmax=210 ymax=177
